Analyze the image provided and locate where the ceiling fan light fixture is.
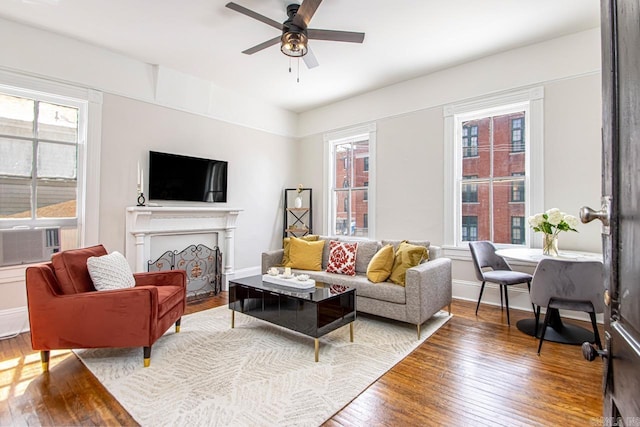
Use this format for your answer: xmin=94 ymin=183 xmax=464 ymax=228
xmin=280 ymin=31 xmax=308 ymax=57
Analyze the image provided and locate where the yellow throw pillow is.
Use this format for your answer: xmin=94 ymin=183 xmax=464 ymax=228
xmin=366 ymin=244 xmax=395 ymax=283
xmin=389 ymin=241 xmax=429 ymax=286
xmin=286 ymin=237 xmax=325 ymax=271
xmin=281 ymin=235 xmax=319 ymax=266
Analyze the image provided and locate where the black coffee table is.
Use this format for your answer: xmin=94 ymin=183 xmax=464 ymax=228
xmin=228 ymin=275 xmax=356 ymax=362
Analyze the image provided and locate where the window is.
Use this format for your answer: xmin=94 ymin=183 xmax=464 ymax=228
xmin=444 ymin=87 xmax=544 ymax=248
xmin=462 ymin=216 xmax=478 ymax=242
xmin=0 ymin=94 xmax=79 ymax=221
xmin=511 ymin=117 xmax=525 ymax=152
xmin=462 ymin=124 xmax=478 ymax=157
xmin=462 ymin=175 xmax=478 ymax=203
xmin=325 ymin=124 xmax=376 ymax=238
xmin=511 ymin=172 xmax=525 ymax=202
xmin=511 ymin=216 xmax=525 ymax=244
xmin=0 ymin=71 xmax=102 ymax=250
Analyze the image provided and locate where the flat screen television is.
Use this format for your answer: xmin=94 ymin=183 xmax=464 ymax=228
xmin=149 ymin=151 xmax=228 ymax=203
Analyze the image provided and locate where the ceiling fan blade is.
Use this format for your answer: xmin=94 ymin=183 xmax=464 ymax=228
xmin=292 ymin=0 xmax=322 ymax=29
xmin=226 ymin=2 xmax=283 ymax=31
xmin=242 ymin=36 xmax=281 ymax=55
xmin=303 ymin=48 xmax=319 ymax=69
xmin=307 ymin=28 xmax=365 ymax=43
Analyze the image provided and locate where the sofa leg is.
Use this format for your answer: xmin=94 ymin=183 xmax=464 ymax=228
xmin=41 ymin=350 xmax=50 ymax=372
xmin=417 ymin=323 xmax=421 ymax=340
xmin=448 ymin=303 xmax=452 ymax=315
xmin=144 ymin=346 xmax=151 ymax=367
xmin=175 ymin=317 xmax=181 ymax=333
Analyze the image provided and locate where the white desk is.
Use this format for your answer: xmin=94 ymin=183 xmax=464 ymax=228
xmin=496 ymin=247 xmax=603 ymax=345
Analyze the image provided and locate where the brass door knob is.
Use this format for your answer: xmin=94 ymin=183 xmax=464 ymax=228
xmin=604 ymin=289 xmax=611 ymax=306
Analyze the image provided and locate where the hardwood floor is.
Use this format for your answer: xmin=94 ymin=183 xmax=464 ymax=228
xmin=1 ymin=294 xmax=604 ymax=426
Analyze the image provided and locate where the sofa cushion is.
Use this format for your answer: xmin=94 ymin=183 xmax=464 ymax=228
xmin=157 ymin=285 xmax=186 ymax=318
xmin=282 ymin=234 xmax=319 ymax=266
xmin=339 ymin=239 xmax=380 ymax=273
xmin=383 ymin=239 xmax=430 ymax=264
xmin=51 ymin=244 xmax=107 ymax=294
xmin=326 ymin=240 xmax=358 ymax=276
xmin=87 ymin=251 xmax=136 ymax=291
xmin=366 ymin=244 xmax=395 ymax=283
xmin=318 ymin=236 xmax=332 ymax=269
xmin=296 ymin=271 xmax=406 ymax=305
xmin=389 ymin=241 xmax=429 ymax=286
xmin=286 ymin=238 xmax=325 ymax=271
xmin=382 ymin=239 xmax=430 ymax=253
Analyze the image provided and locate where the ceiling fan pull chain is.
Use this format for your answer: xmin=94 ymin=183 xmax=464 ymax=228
xmin=289 ymin=56 xmax=292 ymax=73
xmin=297 ymin=58 xmax=300 ymax=83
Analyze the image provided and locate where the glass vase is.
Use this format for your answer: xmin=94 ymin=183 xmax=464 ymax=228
xmin=542 ymin=234 xmax=559 ymax=257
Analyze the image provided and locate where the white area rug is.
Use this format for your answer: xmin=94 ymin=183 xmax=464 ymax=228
xmin=75 ymin=306 xmax=451 ymax=426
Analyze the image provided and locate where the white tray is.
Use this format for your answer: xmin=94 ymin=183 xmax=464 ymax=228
xmin=262 ymin=274 xmax=316 ymax=289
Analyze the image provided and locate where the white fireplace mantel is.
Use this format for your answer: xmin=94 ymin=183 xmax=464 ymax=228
xmin=125 ymin=206 xmax=242 ymax=284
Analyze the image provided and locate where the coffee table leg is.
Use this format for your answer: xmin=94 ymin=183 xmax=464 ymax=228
xmin=350 ymin=323 xmax=354 ymax=342
xmin=231 ymin=310 xmax=235 ymax=328
xmin=314 ymin=338 xmax=319 ymax=362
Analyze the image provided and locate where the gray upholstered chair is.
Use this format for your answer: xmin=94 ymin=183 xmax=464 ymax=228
xmin=469 ymin=241 xmax=533 ymax=326
xmin=530 ymin=258 xmax=604 ymax=354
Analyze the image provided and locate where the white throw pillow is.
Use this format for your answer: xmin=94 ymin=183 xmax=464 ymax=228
xmin=87 ymin=251 xmax=136 ymax=291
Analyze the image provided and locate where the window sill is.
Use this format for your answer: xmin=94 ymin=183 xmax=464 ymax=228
xmin=443 ymin=244 xmax=538 ymax=266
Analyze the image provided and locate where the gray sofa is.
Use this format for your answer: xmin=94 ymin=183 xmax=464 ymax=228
xmin=262 ymin=238 xmax=452 ymax=338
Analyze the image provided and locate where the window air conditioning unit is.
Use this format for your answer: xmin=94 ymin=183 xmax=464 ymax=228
xmin=0 ymin=228 xmax=61 ymax=267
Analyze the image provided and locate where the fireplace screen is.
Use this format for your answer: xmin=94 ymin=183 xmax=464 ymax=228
xmin=148 ymin=244 xmax=222 ymax=300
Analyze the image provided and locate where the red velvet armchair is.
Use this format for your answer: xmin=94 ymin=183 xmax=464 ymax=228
xmin=25 ymin=244 xmax=187 ymax=371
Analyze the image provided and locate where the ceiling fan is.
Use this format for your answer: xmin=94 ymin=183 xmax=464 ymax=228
xmin=225 ymin=0 xmax=365 ymax=69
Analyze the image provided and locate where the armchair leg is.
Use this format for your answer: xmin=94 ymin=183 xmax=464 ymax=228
xmin=144 ymin=346 xmax=151 ymax=367
xmin=41 ymin=350 xmax=50 ymax=372
xmin=175 ymin=318 xmax=181 ymax=333
xmin=417 ymin=323 xmax=421 ymax=340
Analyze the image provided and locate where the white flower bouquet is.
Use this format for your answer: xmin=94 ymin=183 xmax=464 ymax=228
xmin=528 ymin=208 xmax=579 ymax=255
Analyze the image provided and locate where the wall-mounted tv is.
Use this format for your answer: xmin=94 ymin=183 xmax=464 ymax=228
xmin=149 ymin=151 xmax=228 ymax=203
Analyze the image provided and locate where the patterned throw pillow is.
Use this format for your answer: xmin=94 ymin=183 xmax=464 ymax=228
xmin=86 ymin=251 xmax=136 ymax=291
xmin=326 ymin=240 xmax=358 ymax=276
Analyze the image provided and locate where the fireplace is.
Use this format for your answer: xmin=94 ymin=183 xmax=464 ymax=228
xmin=125 ymin=206 xmax=242 ymax=290
xmin=148 ymin=244 xmax=222 ymax=300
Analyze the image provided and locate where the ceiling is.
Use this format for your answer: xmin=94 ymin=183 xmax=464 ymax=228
xmin=0 ymin=0 xmax=600 ymax=113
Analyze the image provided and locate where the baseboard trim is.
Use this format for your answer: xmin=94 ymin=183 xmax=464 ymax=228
xmin=0 ymin=306 xmax=29 ymax=339
xmin=453 ymin=279 xmax=603 ymax=324
xmin=222 ymin=266 xmax=261 ymax=291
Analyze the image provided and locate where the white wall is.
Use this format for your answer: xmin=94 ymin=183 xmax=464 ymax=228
xmin=0 ymin=17 xmax=298 ymax=137
xmin=0 ymin=18 xmax=604 ymax=335
xmin=99 ymin=94 xmax=297 ymax=270
xmin=298 ymin=28 xmax=603 ymax=314
xmin=0 ymin=18 xmax=298 ymax=336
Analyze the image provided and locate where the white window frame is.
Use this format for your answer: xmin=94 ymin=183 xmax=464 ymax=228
xmin=443 ymin=87 xmax=544 ymax=253
xmin=0 ymin=69 xmax=102 ymax=247
xmin=323 ymin=123 xmax=376 ymax=238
